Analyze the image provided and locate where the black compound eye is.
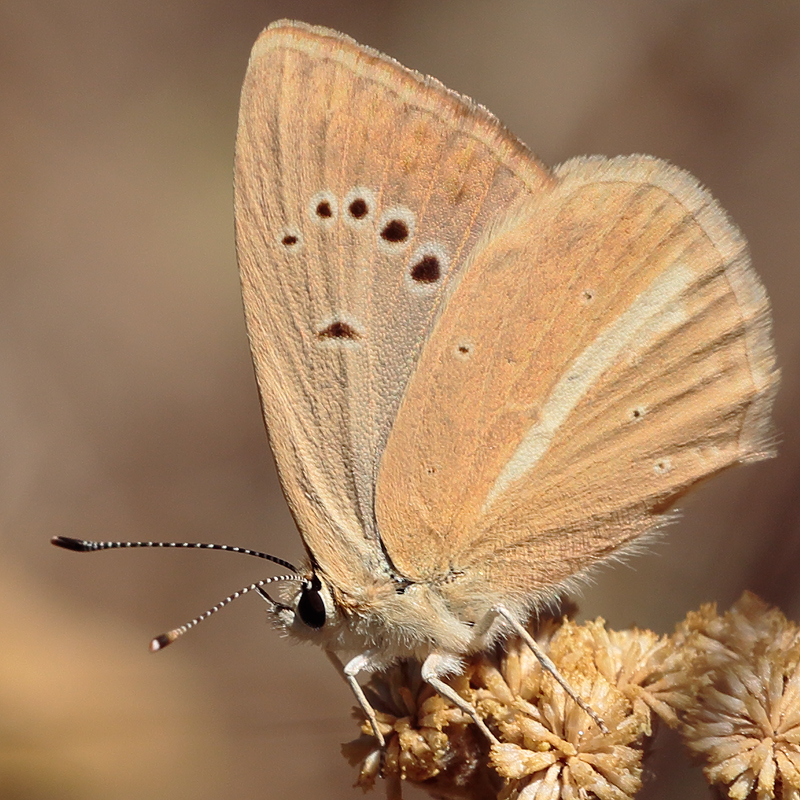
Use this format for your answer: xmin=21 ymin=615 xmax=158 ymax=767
xmin=297 ymin=577 xmax=326 ymax=629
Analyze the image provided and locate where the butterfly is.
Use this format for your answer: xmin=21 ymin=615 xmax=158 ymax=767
xmin=54 ymin=19 xmax=778 ymax=744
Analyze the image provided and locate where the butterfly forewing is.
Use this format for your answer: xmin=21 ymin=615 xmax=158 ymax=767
xmin=234 ymin=21 xmax=552 ymax=592
xmin=376 ymin=155 xmax=777 ymax=611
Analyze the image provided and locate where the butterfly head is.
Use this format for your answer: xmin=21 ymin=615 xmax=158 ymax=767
xmin=271 ymin=569 xmax=370 ymax=655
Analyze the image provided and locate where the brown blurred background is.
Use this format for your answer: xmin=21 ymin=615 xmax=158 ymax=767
xmin=2 ymin=2 xmax=799 ymax=799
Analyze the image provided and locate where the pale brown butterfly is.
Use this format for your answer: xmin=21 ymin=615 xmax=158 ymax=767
xmin=54 ymin=20 xmax=778 ymax=745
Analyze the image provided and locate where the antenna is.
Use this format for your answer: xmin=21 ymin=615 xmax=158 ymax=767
xmin=51 ymin=535 xmax=305 ymax=649
xmin=51 ymin=536 xmax=299 ymax=573
xmin=150 ymin=574 xmax=304 ymax=651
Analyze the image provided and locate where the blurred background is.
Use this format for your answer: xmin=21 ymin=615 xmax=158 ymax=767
xmin=2 ymin=1 xmax=799 ymax=798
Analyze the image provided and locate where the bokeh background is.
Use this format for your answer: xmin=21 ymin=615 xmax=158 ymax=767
xmin=2 ymin=2 xmax=799 ymax=798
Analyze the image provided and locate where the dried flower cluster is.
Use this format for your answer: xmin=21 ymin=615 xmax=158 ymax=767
xmin=669 ymin=592 xmax=800 ymax=800
xmin=341 ymin=660 xmax=494 ymax=800
xmin=483 ymin=619 xmax=664 ymax=800
xmin=343 ymin=614 xmax=668 ymax=799
xmin=343 ymin=593 xmax=800 ymax=800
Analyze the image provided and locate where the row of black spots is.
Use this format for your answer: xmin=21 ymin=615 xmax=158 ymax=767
xmin=309 ymin=190 xmax=416 ymax=246
xmin=282 ymin=189 xmax=408 ymax=247
xmin=284 ymin=192 xmax=449 ymax=289
xmin=305 ymin=189 xmax=380 ymax=227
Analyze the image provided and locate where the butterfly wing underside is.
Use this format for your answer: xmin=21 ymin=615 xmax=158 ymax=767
xmin=376 ymin=156 xmax=778 ymax=614
xmin=234 ymin=21 xmax=552 ymax=593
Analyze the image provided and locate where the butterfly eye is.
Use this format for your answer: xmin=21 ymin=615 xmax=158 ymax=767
xmin=297 ymin=577 xmax=326 ymax=629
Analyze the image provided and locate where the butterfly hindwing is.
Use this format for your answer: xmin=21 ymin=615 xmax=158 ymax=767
xmin=376 ymin=155 xmax=777 ymax=615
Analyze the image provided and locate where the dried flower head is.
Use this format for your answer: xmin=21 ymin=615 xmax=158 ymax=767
xmin=672 ymin=592 xmax=800 ymax=800
xmin=343 ymin=614 xmax=666 ymax=799
xmin=341 ymin=660 xmax=494 ymax=800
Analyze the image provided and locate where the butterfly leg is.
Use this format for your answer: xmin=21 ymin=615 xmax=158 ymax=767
xmin=494 ymin=605 xmax=609 ymax=733
xmin=421 ymin=653 xmax=499 ymax=744
xmin=343 ymin=651 xmax=387 ymax=747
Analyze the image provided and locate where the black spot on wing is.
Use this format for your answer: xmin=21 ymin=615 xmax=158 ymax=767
xmin=348 ymin=198 xmax=369 ymax=219
xmin=381 ymin=219 xmax=409 ymax=242
xmin=317 ymin=321 xmax=360 ymax=340
xmin=411 ymin=255 xmax=441 ymax=283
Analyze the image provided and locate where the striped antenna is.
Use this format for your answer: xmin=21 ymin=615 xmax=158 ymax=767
xmin=51 ymin=536 xmax=299 ymax=573
xmin=51 ymin=536 xmax=306 ymax=649
xmin=150 ymin=574 xmax=304 ymax=651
